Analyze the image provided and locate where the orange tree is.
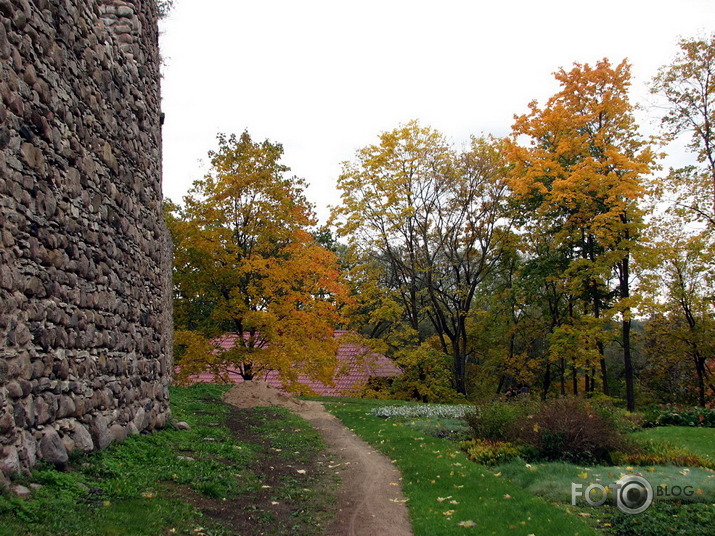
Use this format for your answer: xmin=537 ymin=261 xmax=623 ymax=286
xmin=505 ymin=59 xmax=654 ymax=410
xmin=167 ymin=132 xmax=350 ymax=388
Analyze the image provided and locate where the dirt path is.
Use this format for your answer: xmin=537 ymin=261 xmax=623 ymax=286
xmin=221 ymin=382 xmax=413 ymax=536
xmin=295 ymin=401 xmax=413 ymax=536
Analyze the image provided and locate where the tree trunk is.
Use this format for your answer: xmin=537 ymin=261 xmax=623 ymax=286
xmin=572 ymin=362 xmax=578 ymax=395
xmin=695 ymin=354 xmax=707 ymax=407
xmin=619 ymin=249 xmax=635 ymax=411
xmin=453 ymin=348 xmax=466 ymax=395
xmin=623 ymin=316 xmax=635 ymax=410
xmin=542 ymin=360 xmax=551 ymax=400
xmin=242 ymin=362 xmax=254 ymax=381
xmin=588 ymin=234 xmax=609 ymax=396
xmin=599 ymin=347 xmax=610 ymax=396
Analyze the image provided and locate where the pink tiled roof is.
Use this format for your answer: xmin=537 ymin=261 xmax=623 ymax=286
xmin=191 ymin=330 xmax=402 ymax=397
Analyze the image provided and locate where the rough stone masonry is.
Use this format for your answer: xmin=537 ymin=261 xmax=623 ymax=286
xmin=0 ymin=0 xmax=172 ymax=483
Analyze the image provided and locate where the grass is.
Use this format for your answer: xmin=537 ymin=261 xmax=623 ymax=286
xmin=494 ymin=460 xmax=715 ymax=504
xmin=322 ymin=397 xmax=715 ymax=536
xmin=322 ymin=397 xmax=597 ymax=536
xmin=0 ymin=384 xmax=335 ymax=536
xmin=5 ymin=389 xmax=714 ymax=535
xmin=634 ymin=427 xmax=715 ymax=460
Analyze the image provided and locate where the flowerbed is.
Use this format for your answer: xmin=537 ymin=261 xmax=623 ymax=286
xmin=370 ymin=404 xmax=473 ymax=419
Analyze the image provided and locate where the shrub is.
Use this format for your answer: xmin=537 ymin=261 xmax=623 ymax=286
xmin=511 ymin=397 xmax=626 ymax=464
xmin=390 ymin=344 xmax=466 ymax=403
xmin=461 ymin=439 xmax=526 ymax=465
xmin=643 ymin=405 xmax=715 ymax=427
xmin=463 ymin=397 xmax=636 ymax=464
xmin=464 ymin=399 xmax=536 ymax=442
xmin=592 ymin=400 xmax=645 ymax=434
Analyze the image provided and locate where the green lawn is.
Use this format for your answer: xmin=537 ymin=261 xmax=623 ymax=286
xmin=634 ymin=427 xmax=715 ymax=460
xmin=323 ymin=397 xmax=597 ymax=536
xmin=322 ymin=397 xmax=715 ymax=536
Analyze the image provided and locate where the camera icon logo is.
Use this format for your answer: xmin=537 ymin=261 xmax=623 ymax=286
xmin=615 ymin=475 xmax=654 ymax=514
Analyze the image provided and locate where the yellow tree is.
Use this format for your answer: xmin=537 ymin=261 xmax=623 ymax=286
xmin=168 ymin=132 xmax=350 ymax=388
xmin=332 ymin=121 xmax=511 ymax=395
xmin=505 ymin=59 xmax=654 ymax=410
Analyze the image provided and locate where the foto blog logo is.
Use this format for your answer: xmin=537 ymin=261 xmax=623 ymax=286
xmin=572 ymin=475 xmax=654 ymax=514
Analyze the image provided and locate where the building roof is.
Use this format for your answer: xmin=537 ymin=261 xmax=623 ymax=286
xmin=191 ymin=329 xmax=402 ymax=397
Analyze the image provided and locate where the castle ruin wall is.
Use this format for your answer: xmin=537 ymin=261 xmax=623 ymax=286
xmin=0 ymin=0 xmax=172 ymax=481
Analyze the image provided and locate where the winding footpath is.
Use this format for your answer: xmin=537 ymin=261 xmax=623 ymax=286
xmin=294 ymin=401 xmax=414 ymax=536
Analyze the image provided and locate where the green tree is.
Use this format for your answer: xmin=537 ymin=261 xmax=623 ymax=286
xmin=652 ymin=33 xmax=715 ymax=225
xmin=639 ymin=227 xmax=715 ymax=406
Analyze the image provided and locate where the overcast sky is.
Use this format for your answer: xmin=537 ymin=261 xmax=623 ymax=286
xmin=159 ymin=0 xmax=715 ymax=223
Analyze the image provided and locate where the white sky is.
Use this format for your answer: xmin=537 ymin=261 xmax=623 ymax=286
xmin=159 ymin=0 xmax=715 ymax=223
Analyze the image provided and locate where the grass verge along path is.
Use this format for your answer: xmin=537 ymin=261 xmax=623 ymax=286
xmin=323 ymin=398 xmax=596 ymax=536
xmin=0 ymin=384 xmax=336 ymax=536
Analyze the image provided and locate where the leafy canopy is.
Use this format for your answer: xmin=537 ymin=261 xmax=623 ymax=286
xmin=168 ymin=132 xmax=350 ymax=388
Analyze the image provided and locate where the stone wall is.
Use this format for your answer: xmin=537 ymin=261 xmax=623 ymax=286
xmin=0 ymin=0 xmax=172 ymax=482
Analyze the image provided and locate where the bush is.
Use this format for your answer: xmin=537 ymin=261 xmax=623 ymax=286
xmin=511 ymin=397 xmax=626 ymax=464
xmin=464 ymin=399 xmax=536 ymax=442
xmin=643 ymin=405 xmax=715 ymax=427
xmin=592 ymin=400 xmax=645 ymax=434
xmin=464 ymin=397 xmax=634 ymax=464
xmin=461 ymin=439 xmax=527 ymax=465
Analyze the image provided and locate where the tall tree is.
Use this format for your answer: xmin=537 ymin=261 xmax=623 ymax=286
xmin=332 ymin=121 xmax=510 ymax=395
xmin=505 ymin=59 xmax=654 ymax=410
xmin=652 ymin=34 xmax=715 ymax=226
xmin=168 ymin=132 xmax=350 ymax=387
xmin=639 ymin=226 xmax=715 ymax=406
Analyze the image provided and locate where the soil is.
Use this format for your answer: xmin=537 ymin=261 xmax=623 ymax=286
xmin=222 ymin=380 xmax=307 ymax=410
xmin=172 ymin=403 xmax=337 ymax=536
xmin=222 ymin=382 xmax=414 ymax=536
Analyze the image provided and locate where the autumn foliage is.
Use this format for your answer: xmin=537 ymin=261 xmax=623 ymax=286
xmin=504 ymin=59 xmax=654 ymax=410
xmin=167 ymin=132 xmax=350 ymax=388
xmin=166 ymin=33 xmax=715 ymax=409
